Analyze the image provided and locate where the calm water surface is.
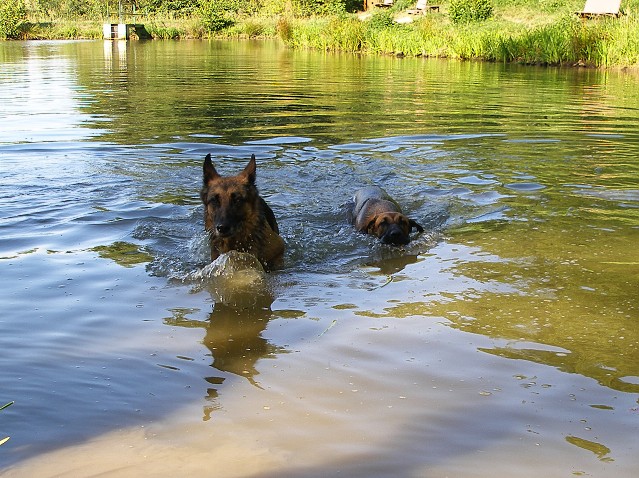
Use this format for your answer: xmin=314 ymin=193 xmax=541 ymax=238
xmin=1 ymin=39 xmax=638 ymax=477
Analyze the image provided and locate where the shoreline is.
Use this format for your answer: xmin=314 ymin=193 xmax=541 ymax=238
xmin=3 ymin=5 xmax=639 ymax=69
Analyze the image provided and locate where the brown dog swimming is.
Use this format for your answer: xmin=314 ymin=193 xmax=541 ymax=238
xmin=347 ymin=186 xmax=424 ymax=246
xmin=200 ymin=154 xmax=285 ymax=270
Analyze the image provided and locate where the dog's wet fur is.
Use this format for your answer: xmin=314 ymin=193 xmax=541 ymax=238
xmin=347 ymin=186 xmax=424 ymax=246
xmin=200 ymin=154 xmax=285 ymax=271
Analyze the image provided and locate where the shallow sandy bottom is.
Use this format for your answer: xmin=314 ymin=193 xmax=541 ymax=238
xmin=5 ymin=298 xmax=638 ymax=477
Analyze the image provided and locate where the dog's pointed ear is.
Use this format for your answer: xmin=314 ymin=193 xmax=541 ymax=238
xmin=410 ymin=220 xmax=424 ymax=233
xmin=203 ymin=154 xmax=219 ymax=184
xmin=242 ymin=154 xmax=257 ymax=185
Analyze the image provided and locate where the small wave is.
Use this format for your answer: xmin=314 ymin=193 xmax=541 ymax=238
xmin=184 ymin=251 xmax=273 ymax=309
xmin=505 ymin=182 xmax=546 ymax=192
xmin=573 ymin=188 xmax=639 ymax=204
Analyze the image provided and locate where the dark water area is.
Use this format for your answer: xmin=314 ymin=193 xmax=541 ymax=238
xmin=1 ymin=39 xmax=638 ymax=476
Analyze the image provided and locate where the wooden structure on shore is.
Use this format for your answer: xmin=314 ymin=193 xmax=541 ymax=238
xmin=103 ymin=0 xmax=148 ymax=40
xmin=103 ymin=23 xmax=135 ymax=40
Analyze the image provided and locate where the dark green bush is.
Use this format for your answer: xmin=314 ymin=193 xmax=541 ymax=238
xmin=198 ymin=0 xmax=238 ymax=32
xmin=449 ymin=0 xmax=494 ymax=24
xmin=144 ymin=0 xmax=198 ymax=13
xmin=0 ymin=0 xmax=27 ymax=39
xmin=368 ymin=10 xmax=394 ymax=30
xmin=296 ymin=0 xmax=362 ymax=16
xmin=242 ymin=19 xmax=264 ymax=37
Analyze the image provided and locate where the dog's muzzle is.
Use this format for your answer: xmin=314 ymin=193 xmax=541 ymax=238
xmin=381 ymin=225 xmax=410 ymax=246
xmin=214 ymin=223 xmax=233 ymax=237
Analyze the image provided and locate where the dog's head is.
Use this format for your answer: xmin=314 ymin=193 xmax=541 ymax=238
xmin=200 ymin=154 xmax=259 ymax=239
xmin=366 ymin=212 xmax=424 ymax=246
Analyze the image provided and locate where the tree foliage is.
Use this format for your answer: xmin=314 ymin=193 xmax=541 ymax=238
xmin=15 ymin=0 xmax=362 ymax=21
xmin=0 ymin=0 xmax=27 ymax=39
xmin=198 ymin=0 xmax=238 ymax=32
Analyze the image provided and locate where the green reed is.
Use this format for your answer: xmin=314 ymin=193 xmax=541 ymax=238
xmin=6 ymin=0 xmax=639 ymax=68
xmin=23 ymin=19 xmax=102 ymax=39
xmin=491 ymin=14 xmax=639 ymax=66
xmin=145 ymin=22 xmax=183 ymax=39
xmin=283 ymin=10 xmax=639 ymax=67
xmin=285 ymin=16 xmax=366 ymax=52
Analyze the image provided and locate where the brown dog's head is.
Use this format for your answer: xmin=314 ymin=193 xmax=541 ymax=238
xmin=200 ymin=154 xmax=260 ymax=239
xmin=366 ymin=212 xmax=424 ymax=246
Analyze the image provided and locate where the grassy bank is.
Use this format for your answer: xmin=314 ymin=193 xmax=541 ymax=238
xmin=3 ymin=0 xmax=639 ymax=68
xmin=282 ymin=4 xmax=639 ymax=67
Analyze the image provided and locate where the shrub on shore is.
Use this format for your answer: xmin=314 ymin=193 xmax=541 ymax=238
xmin=198 ymin=0 xmax=237 ymax=33
xmin=0 ymin=0 xmax=27 ymax=39
xmin=449 ymin=0 xmax=494 ymax=24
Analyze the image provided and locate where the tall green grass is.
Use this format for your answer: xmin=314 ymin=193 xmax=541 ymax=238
xmin=24 ymin=20 xmax=103 ymax=39
xmin=478 ymin=14 xmax=639 ymax=66
xmin=4 ymin=0 xmax=639 ymax=68
xmin=282 ymin=9 xmax=639 ymax=67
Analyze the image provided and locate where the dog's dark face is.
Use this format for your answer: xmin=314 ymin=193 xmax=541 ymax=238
xmin=367 ymin=212 xmax=423 ymax=246
xmin=200 ymin=154 xmax=259 ymax=240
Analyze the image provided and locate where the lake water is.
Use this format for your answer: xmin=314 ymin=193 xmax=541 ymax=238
xmin=1 ymin=39 xmax=638 ymax=477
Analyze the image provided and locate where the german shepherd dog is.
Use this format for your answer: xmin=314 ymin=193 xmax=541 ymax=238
xmin=200 ymin=154 xmax=285 ymax=271
xmin=347 ymin=186 xmax=424 ymax=246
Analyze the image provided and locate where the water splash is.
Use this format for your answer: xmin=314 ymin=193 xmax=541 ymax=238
xmin=186 ymin=251 xmax=273 ymax=309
